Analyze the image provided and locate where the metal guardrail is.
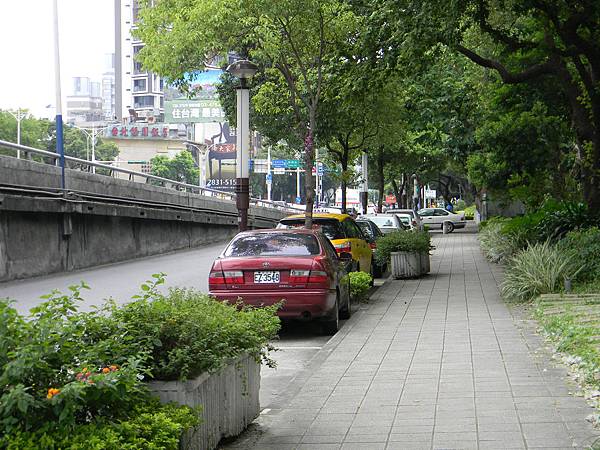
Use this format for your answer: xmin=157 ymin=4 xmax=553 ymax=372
xmin=0 ymin=140 xmax=304 ymax=214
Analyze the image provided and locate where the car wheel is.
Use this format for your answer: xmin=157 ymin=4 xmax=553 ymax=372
xmin=339 ymin=287 xmax=351 ymax=320
xmin=369 ymin=262 xmax=375 ymax=286
xmin=445 ymin=222 xmax=455 ymax=233
xmin=323 ymin=294 xmax=340 ymax=335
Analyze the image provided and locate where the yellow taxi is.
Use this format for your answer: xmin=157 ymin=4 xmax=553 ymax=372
xmin=277 ymin=213 xmax=373 ymax=274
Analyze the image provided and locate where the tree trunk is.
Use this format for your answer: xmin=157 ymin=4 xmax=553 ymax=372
xmin=304 ymin=110 xmax=316 ymax=228
xmin=391 ymin=179 xmax=400 ymax=208
xmin=552 ymin=61 xmax=600 ymax=211
xmin=340 ymin=149 xmax=349 ymax=213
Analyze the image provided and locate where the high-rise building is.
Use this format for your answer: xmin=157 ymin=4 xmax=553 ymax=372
xmin=66 ymin=77 xmax=104 ymax=125
xmin=102 ymin=53 xmax=116 ymax=120
xmin=115 ymin=0 xmax=164 ymax=123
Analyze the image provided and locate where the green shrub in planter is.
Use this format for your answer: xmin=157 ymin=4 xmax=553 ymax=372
xmin=0 ymin=284 xmax=199 ymax=447
xmin=1 ymin=400 xmax=198 ymax=450
xmin=0 ymin=275 xmax=281 ymax=447
xmin=500 ymin=241 xmax=582 ymax=302
xmin=375 ymin=230 xmax=432 ymax=266
xmin=91 ymin=274 xmax=282 ymax=381
xmin=349 ymin=272 xmax=372 ymax=302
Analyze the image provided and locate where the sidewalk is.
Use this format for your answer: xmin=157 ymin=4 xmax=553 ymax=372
xmin=225 ymin=227 xmax=600 ymax=449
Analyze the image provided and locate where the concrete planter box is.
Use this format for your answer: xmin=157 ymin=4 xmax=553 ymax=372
xmin=391 ymin=251 xmax=430 ymax=279
xmin=149 ymin=354 xmax=260 ymax=450
xmin=420 ymin=252 xmax=431 ymax=274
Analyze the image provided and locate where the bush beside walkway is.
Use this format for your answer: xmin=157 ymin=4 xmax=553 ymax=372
xmin=0 ymin=274 xmax=280 ymax=449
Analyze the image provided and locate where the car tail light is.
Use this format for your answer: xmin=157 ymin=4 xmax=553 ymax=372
xmin=208 ymin=270 xmax=226 ymax=286
xmin=412 ymin=219 xmax=417 ymax=227
xmin=308 ymin=270 xmax=328 ymax=283
xmin=289 ymin=269 xmax=310 ymax=283
xmin=223 ymin=271 xmax=244 ymax=284
xmin=334 ymin=242 xmax=352 ymax=254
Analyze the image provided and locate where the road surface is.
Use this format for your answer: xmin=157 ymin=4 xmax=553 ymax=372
xmin=0 ymin=242 xmax=226 ymax=313
xmin=0 ymin=241 xmax=348 ymax=408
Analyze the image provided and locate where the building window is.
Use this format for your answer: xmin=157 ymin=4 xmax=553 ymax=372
xmin=133 ymin=79 xmax=147 ymax=92
xmin=133 ymin=61 xmax=145 ymax=75
xmin=132 ymin=0 xmax=140 ymax=22
xmin=134 ymin=95 xmax=154 ymax=108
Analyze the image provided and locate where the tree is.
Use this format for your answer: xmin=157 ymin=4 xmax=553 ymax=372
xmin=150 ymin=151 xmax=199 ymax=185
xmin=0 ymin=110 xmax=52 ymax=154
xmin=366 ymin=0 xmax=600 ymax=210
xmin=135 ymin=0 xmax=360 ymax=226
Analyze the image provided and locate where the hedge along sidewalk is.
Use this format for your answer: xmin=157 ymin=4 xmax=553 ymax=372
xmin=224 ymin=228 xmax=600 ymax=450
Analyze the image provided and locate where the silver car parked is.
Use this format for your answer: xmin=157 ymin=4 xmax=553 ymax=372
xmin=360 ymin=214 xmax=408 ymax=234
xmin=417 ymin=208 xmax=466 ymax=232
xmin=384 ymin=209 xmax=423 ymax=230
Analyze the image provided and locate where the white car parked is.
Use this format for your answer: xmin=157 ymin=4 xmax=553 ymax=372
xmin=417 ymin=208 xmax=466 ymax=233
xmin=395 ymin=213 xmax=416 ymax=230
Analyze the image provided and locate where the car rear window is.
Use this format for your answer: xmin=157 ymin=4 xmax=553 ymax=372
xmin=356 ymin=221 xmax=374 ymax=239
xmin=224 ymin=233 xmax=321 ymax=257
xmin=278 ymin=219 xmax=345 ymax=241
xmin=368 ymin=216 xmax=396 ymax=227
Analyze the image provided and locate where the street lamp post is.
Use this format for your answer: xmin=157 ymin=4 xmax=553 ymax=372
xmin=7 ymin=109 xmax=26 ymax=158
xmin=227 ymin=59 xmax=258 ymax=232
xmin=73 ymin=125 xmax=107 ymax=174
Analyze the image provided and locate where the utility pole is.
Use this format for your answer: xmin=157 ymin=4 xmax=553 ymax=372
xmin=266 ymin=145 xmax=272 ymax=201
xmin=296 ymin=166 xmax=301 ymax=203
xmin=53 ymin=0 xmax=65 ymax=190
xmin=360 ymin=151 xmax=368 ymax=214
xmin=315 ymin=147 xmax=320 ymax=207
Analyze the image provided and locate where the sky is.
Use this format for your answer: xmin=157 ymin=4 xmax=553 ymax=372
xmin=0 ymin=0 xmax=114 ymax=118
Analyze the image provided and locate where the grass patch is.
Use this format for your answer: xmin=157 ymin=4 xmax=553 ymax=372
xmin=535 ymin=294 xmax=600 ymax=391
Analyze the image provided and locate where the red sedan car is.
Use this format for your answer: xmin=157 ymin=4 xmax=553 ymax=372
xmin=209 ymin=229 xmax=351 ymax=334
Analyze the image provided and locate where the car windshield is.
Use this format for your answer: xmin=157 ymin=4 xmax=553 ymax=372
xmin=367 ymin=216 xmax=397 ymax=228
xmin=278 ymin=219 xmax=344 ymax=240
xmin=396 ymin=215 xmax=411 ymax=224
xmin=224 ymin=233 xmax=321 ymax=257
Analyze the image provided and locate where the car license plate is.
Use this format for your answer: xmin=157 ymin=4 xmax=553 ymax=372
xmin=253 ymin=271 xmax=280 ymax=284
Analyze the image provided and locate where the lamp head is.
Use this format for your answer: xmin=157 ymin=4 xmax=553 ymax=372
xmin=226 ymin=59 xmax=259 ymax=79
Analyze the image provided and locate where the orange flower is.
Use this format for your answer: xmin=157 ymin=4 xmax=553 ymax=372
xmin=109 ymin=365 xmax=118 ymax=372
xmin=47 ymin=388 xmax=60 ymax=399
xmin=102 ymin=367 xmax=110 ymax=374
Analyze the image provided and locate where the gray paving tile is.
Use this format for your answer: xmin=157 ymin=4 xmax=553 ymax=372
xmin=223 ymin=230 xmax=598 ymax=450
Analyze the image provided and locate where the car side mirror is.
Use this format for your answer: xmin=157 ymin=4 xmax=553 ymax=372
xmin=339 ymin=252 xmax=353 ymax=262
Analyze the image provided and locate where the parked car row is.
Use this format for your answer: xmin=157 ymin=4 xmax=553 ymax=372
xmin=209 ymin=213 xmax=385 ymax=334
xmin=208 ymin=207 xmax=465 ymax=334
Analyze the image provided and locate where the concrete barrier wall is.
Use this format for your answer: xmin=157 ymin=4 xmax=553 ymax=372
xmin=0 ymin=156 xmax=287 ymax=282
xmin=0 ymin=210 xmax=238 ymax=282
